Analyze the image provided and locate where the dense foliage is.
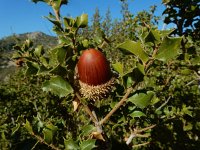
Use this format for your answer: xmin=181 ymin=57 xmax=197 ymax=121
xmin=0 ymin=0 xmax=199 ymax=150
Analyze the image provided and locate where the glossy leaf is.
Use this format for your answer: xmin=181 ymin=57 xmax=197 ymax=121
xmin=42 ymin=76 xmax=73 ymax=98
xmin=34 ymin=45 xmax=44 ymax=57
xmin=24 ymin=120 xmax=33 ymax=134
xmin=26 ymin=61 xmax=39 ymax=75
xmin=11 ymin=123 xmax=20 ymax=136
xmin=80 ymin=125 xmax=96 ymax=137
xmin=118 ymin=40 xmax=149 ymax=64
xmin=64 ymin=139 xmax=79 ymax=150
xmin=76 ymin=14 xmax=88 ymax=28
xmin=155 ymin=37 xmax=182 ymax=62
xmin=80 ymin=139 xmax=96 ymax=150
xmin=112 ymin=62 xmax=124 ymax=76
xmin=43 ymin=124 xmax=58 ymax=144
xmin=145 ymin=29 xmax=161 ymax=44
xmin=130 ymin=110 xmax=146 ymax=118
xmin=128 ymin=91 xmax=155 ymax=109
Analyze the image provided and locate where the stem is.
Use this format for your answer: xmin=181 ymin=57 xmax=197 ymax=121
xmin=126 ymin=125 xmax=156 ymax=145
xmin=75 ymin=93 xmax=98 ymax=124
xmin=53 ymin=8 xmax=61 ymax=22
xmin=30 ymin=132 xmax=60 ymax=150
xmin=155 ymin=96 xmax=171 ymax=112
xmin=100 ymin=87 xmax=133 ymax=125
xmin=132 ymin=142 xmax=150 ymax=148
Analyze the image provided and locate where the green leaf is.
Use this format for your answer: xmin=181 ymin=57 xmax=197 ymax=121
xmin=64 ymin=139 xmax=79 ymax=150
xmin=76 ymin=14 xmax=88 ymax=28
xmin=26 ymin=61 xmax=39 ymax=75
xmin=43 ymin=123 xmax=58 ymax=144
xmin=118 ymin=40 xmax=149 ymax=64
xmin=155 ymin=37 xmax=182 ymax=62
xmin=145 ymin=29 xmax=161 ymax=44
xmin=50 ymin=65 xmax=67 ymax=76
xmin=128 ymin=91 xmax=155 ymax=109
xmin=42 ymin=76 xmax=73 ymax=98
xmin=34 ymin=45 xmax=44 ymax=57
xmin=130 ymin=111 xmax=146 ymax=118
xmin=80 ymin=139 xmax=96 ymax=150
xmin=112 ymin=62 xmax=124 ymax=76
xmin=11 ymin=123 xmax=20 ymax=136
xmin=136 ymin=62 xmax=145 ymax=75
xmin=24 ymin=120 xmax=33 ymax=134
xmin=80 ymin=125 xmax=95 ymax=137
xmin=57 ymin=48 xmax=67 ymax=64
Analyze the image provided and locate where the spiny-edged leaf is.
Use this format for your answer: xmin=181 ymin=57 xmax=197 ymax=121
xmin=57 ymin=48 xmax=67 ymax=64
xmin=80 ymin=125 xmax=96 ymax=137
xmin=37 ymin=65 xmax=50 ymax=75
xmin=26 ymin=61 xmax=39 ymax=75
xmin=11 ymin=123 xmax=20 ymax=136
xmin=42 ymin=76 xmax=73 ymax=98
xmin=40 ymin=56 xmax=49 ymax=68
xmin=136 ymin=62 xmax=145 ymax=75
xmin=24 ymin=120 xmax=33 ymax=134
xmin=48 ymin=47 xmax=67 ymax=67
xmin=64 ymin=17 xmax=75 ymax=28
xmin=130 ymin=110 xmax=146 ymax=118
xmin=43 ymin=128 xmax=53 ymax=144
xmin=34 ymin=45 xmax=44 ymax=57
xmin=155 ymin=36 xmax=182 ymax=62
xmin=112 ymin=62 xmax=124 ymax=76
xmin=64 ymin=139 xmax=79 ymax=150
xmin=160 ymin=29 xmax=175 ymax=38
xmin=145 ymin=29 xmax=161 ymax=44
xmin=50 ymin=65 xmax=67 ymax=76
xmin=43 ymin=123 xmax=58 ymax=144
xmin=76 ymin=14 xmax=88 ymax=28
xmin=80 ymin=139 xmax=96 ymax=150
xmin=128 ymin=91 xmax=155 ymax=109
xmin=118 ymin=40 xmax=149 ymax=64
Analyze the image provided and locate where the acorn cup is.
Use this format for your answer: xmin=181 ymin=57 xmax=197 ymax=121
xmin=77 ymin=48 xmax=115 ymax=100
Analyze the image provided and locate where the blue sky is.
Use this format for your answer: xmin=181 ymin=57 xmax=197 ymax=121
xmin=0 ymin=0 xmax=166 ymax=38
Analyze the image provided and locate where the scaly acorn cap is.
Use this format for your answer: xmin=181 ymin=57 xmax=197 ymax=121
xmin=77 ymin=48 xmax=114 ymax=100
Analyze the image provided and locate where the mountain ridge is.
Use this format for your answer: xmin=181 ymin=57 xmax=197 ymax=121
xmin=0 ymin=31 xmax=58 ymax=52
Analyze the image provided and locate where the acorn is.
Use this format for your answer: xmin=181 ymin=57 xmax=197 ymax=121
xmin=77 ymin=48 xmax=114 ymax=100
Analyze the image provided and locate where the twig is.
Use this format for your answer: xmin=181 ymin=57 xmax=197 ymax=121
xmin=30 ymin=132 xmax=60 ymax=150
xmin=75 ymin=93 xmax=98 ymax=124
xmin=100 ymin=87 xmax=133 ymax=125
xmin=126 ymin=125 xmax=156 ymax=145
xmin=132 ymin=142 xmax=150 ymax=148
xmin=135 ymin=124 xmax=156 ymax=133
xmin=155 ymin=96 xmax=171 ymax=112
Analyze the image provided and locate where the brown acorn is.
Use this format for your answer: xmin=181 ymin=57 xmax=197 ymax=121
xmin=77 ymin=48 xmax=114 ymax=100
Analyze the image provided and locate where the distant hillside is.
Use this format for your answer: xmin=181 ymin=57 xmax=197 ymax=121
xmin=0 ymin=32 xmax=58 ymax=52
xmin=0 ymin=32 xmax=58 ymax=81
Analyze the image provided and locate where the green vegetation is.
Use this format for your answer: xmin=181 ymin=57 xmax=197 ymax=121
xmin=0 ymin=0 xmax=199 ymax=150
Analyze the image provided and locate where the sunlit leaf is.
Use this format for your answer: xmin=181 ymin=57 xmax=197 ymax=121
xmin=118 ymin=40 xmax=149 ymax=64
xmin=80 ymin=125 xmax=96 ymax=137
xmin=128 ymin=91 xmax=155 ymax=109
xmin=42 ymin=76 xmax=73 ymax=98
xmin=76 ymin=14 xmax=88 ymax=28
xmin=112 ymin=62 xmax=124 ymax=76
xmin=130 ymin=110 xmax=146 ymax=118
xmin=80 ymin=139 xmax=96 ymax=150
xmin=24 ymin=120 xmax=33 ymax=134
xmin=155 ymin=37 xmax=182 ymax=62
xmin=64 ymin=139 xmax=79 ymax=150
